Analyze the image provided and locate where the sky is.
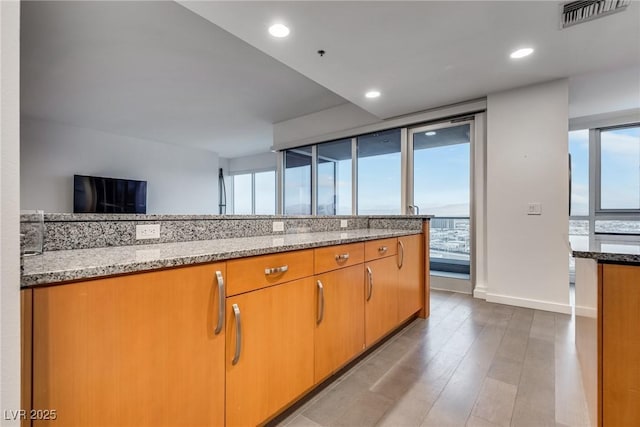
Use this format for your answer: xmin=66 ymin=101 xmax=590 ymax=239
xmin=569 ymin=126 xmax=640 ymax=215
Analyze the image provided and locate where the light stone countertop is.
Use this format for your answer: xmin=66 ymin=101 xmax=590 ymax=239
xmin=21 ymin=228 xmax=421 ymax=287
xmin=572 ymin=233 xmax=640 ymax=264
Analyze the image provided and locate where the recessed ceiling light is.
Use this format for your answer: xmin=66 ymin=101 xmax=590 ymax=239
xmin=268 ymin=24 xmax=290 ymax=38
xmin=365 ymin=90 xmax=381 ymax=99
xmin=510 ymin=47 xmax=534 ymax=59
xmin=425 ymin=131 xmax=437 ymax=136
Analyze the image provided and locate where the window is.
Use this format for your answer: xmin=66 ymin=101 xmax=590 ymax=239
xmin=232 ymin=174 xmax=252 ymax=214
xmin=231 ymin=171 xmax=275 ymax=215
xmin=599 ymin=125 xmax=640 ymax=211
xmin=411 ymin=123 xmax=471 ymax=276
xmin=284 ymin=147 xmax=312 ymax=215
xmin=569 ymin=129 xmax=589 ymax=217
xmin=357 ymin=129 xmax=401 ymax=214
xmin=317 ymin=139 xmax=352 ymax=215
xmin=254 ymin=171 xmax=276 ymax=215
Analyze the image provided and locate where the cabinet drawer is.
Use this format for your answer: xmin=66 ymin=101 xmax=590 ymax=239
xmin=227 ymin=249 xmax=314 ymax=296
xmin=314 ymin=243 xmax=364 ymax=274
xmin=365 ymin=238 xmax=397 ymax=261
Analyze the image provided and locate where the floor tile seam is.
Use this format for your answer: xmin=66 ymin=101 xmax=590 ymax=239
xmin=420 ymin=321 xmax=489 ymax=423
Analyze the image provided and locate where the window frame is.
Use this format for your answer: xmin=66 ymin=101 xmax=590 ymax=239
xmin=595 ymin=123 xmax=640 ymax=215
xmin=229 ymin=169 xmax=276 ymax=215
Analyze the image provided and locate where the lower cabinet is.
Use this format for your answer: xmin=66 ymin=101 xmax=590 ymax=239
xmin=25 ymin=234 xmax=427 ymax=427
xmin=314 ymin=264 xmax=365 ymax=382
xmin=31 ymin=263 xmax=226 ymax=427
xmin=364 ymin=256 xmax=399 ymax=347
xmin=225 ymin=277 xmax=315 ymax=427
xmin=602 ymin=264 xmax=640 ymax=427
xmin=397 ymin=234 xmax=423 ymax=322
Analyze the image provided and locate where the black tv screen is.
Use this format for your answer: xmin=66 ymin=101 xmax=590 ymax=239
xmin=73 ymin=175 xmax=147 ymax=214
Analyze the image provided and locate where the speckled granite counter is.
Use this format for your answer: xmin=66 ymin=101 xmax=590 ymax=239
xmin=572 ymin=234 xmax=640 ymax=264
xmin=21 ymin=228 xmax=421 ymax=287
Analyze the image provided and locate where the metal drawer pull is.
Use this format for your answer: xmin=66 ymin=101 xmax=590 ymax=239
xmin=317 ymin=280 xmax=325 ymax=324
xmin=335 ymin=253 xmax=350 ymax=261
xmin=214 ymin=271 xmax=225 ymax=335
xmin=231 ymin=304 xmax=242 ymax=365
xmin=397 ymin=241 xmax=405 ymax=269
xmin=264 ymin=265 xmax=288 ymax=275
xmin=366 ymin=266 xmax=374 ymax=301
xmin=378 ymin=246 xmax=388 ymax=254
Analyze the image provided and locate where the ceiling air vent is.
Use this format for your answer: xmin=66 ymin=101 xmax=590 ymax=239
xmin=562 ymin=0 xmax=631 ymax=28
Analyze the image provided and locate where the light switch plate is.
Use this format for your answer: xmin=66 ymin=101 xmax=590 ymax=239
xmin=340 ymin=219 xmax=348 ymax=228
xmin=527 ymin=203 xmax=542 ymax=215
xmin=136 ymin=224 xmax=160 ymax=239
xmin=272 ymin=221 xmax=284 ymax=232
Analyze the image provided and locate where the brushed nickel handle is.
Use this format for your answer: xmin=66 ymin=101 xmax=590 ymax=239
xmin=317 ymin=280 xmax=325 ymax=325
xmin=397 ymin=240 xmax=405 ymax=269
xmin=366 ymin=266 xmax=373 ymax=301
xmin=214 ymin=271 xmax=225 ymax=335
xmin=231 ymin=304 xmax=242 ymax=365
xmin=264 ymin=265 xmax=288 ymax=275
xmin=378 ymin=246 xmax=388 ymax=254
xmin=335 ymin=253 xmax=350 ymax=261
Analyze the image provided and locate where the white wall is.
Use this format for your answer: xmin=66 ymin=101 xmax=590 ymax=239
xmin=273 ymin=103 xmax=380 ymax=150
xmin=228 ymin=152 xmax=277 ymax=174
xmin=1 ymin=0 xmax=21 ymax=423
xmin=569 ymin=65 xmax=640 ymax=118
xmin=21 ymin=118 xmax=220 ymax=214
xmin=485 ymin=79 xmax=571 ymax=314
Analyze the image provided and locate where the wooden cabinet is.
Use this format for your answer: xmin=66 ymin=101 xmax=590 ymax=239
xmin=24 ymin=229 xmax=429 ymax=427
xmin=314 ymin=264 xmax=365 ymax=382
xmin=364 ymin=255 xmax=399 ymax=347
xmin=225 ymin=277 xmax=315 ymax=427
xmin=365 ymin=238 xmax=397 ymax=261
xmin=226 ymin=249 xmax=314 ymax=296
xmin=397 ymin=234 xmax=424 ymax=322
xmin=601 ymin=264 xmax=640 ymax=427
xmin=31 ymin=263 xmax=226 ymax=427
xmin=314 ymin=242 xmax=364 ymax=274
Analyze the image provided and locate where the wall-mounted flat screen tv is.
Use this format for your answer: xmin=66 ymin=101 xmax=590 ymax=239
xmin=73 ymin=174 xmax=147 ymax=214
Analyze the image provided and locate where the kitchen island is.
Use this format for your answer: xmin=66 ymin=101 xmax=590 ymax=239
xmin=20 ymin=214 xmax=431 ymax=427
xmin=573 ymin=234 xmax=640 ymax=427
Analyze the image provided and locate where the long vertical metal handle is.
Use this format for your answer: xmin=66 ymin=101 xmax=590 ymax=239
xmin=214 ymin=271 xmax=225 ymax=335
xmin=231 ymin=304 xmax=242 ymax=365
xmin=398 ymin=240 xmax=405 ymax=269
xmin=366 ymin=266 xmax=373 ymax=301
xmin=317 ymin=280 xmax=325 ymax=324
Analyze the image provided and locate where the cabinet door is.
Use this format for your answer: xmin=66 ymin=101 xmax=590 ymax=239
xmin=226 ymin=277 xmax=315 ymax=427
xmin=364 ymin=256 xmax=399 ymax=347
xmin=32 ymin=263 xmax=226 ymax=427
xmin=397 ymin=234 xmax=424 ymax=322
xmin=602 ymin=264 xmax=640 ymax=427
xmin=315 ymin=265 xmax=365 ymax=382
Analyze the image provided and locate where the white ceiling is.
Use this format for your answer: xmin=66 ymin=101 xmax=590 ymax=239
xmin=20 ymin=1 xmax=346 ymax=158
xmin=21 ymin=1 xmax=640 ymax=158
xmin=182 ymin=0 xmax=640 ymax=120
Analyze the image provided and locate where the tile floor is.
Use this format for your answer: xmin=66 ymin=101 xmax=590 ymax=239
xmin=274 ymin=290 xmax=591 ymax=427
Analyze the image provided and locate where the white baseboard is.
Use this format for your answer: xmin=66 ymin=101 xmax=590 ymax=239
xmin=575 ymin=305 xmax=596 ymax=318
xmin=473 ymin=284 xmax=488 ymax=300
xmin=431 ymin=275 xmax=472 ymax=294
xmin=486 ymin=292 xmax=572 ymax=314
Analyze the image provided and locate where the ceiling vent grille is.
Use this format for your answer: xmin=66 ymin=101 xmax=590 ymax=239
xmin=562 ymin=0 xmax=631 ymax=28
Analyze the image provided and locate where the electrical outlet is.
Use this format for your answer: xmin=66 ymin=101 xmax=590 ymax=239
xmin=527 ymin=203 xmax=542 ymax=215
xmin=136 ymin=224 xmax=160 ymax=240
xmin=272 ymin=221 xmax=284 ymax=232
xmin=340 ymin=219 xmax=348 ymax=228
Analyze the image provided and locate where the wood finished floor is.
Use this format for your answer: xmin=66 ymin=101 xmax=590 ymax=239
xmin=276 ymin=290 xmax=591 ymax=427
